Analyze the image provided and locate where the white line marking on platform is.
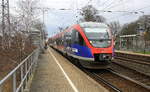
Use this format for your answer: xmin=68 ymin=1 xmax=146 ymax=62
xmin=48 ymin=48 xmax=79 ymax=92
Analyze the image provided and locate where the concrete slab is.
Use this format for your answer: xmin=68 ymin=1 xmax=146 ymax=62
xmin=29 ymin=48 xmax=109 ymax=92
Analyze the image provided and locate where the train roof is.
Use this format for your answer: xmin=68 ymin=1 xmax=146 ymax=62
xmin=49 ymin=22 xmax=109 ymax=39
xmin=79 ymin=22 xmax=108 ymax=28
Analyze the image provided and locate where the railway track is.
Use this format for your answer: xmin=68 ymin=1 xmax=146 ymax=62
xmin=81 ymin=68 xmax=122 ymax=92
xmin=70 ymin=60 xmax=150 ymax=92
xmin=64 ymin=56 xmax=122 ymax=92
xmin=114 ymin=54 xmax=150 ymax=77
xmin=113 ymin=58 xmax=150 ymax=75
xmin=53 ymin=48 xmax=150 ymax=92
xmin=111 ymin=62 xmax=150 ymax=89
xmin=112 ymin=53 xmax=150 ymax=90
xmin=115 ymin=51 xmax=150 ymax=65
xmin=115 ymin=52 xmax=150 ymax=62
xmin=86 ymin=69 xmax=150 ymax=92
xmin=70 ymin=59 xmax=150 ymax=92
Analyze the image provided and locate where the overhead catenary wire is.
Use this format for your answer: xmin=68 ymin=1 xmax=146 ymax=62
xmin=108 ymin=4 xmax=150 ymax=21
xmin=105 ymin=0 xmax=128 ymax=10
xmin=99 ymin=0 xmax=112 ymax=7
xmin=108 ymin=12 xmax=138 ymax=22
xmin=135 ymin=5 xmax=150 ymax=11
xmin=103 ymin=0 xmax=116 ymax=10
xmin=103 ymin=0 xmax=150 ymax=22
xmin=107 ymin=10 xmax=140 ymax=21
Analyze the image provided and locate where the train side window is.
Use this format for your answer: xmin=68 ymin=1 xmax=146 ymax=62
xmin=63 ymin=33 xmax=67 ymax=46
xmin=71 ymin=29 xmax=79 ymax=44
xmin=65 ymin=31 xmax=71 ymax=46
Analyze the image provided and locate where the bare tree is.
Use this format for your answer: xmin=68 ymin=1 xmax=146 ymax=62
xmin=17 ymin=0 xmax=39 ymax=34
xmin=80 ymin=5 xmax=106 ymax=23
xmin=13 ymin=0 xmax=42 ymax=61
xmin=94 ymin=15 xmax=106 ymax=23
xmin=109 ymin=21 xmax=121 ymax=37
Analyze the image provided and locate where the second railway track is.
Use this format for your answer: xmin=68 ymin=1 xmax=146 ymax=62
xmin=114 ymin=52 xmax=150 ymax=76
xmin=82 ymin=68 xmax=150 ymax=92
xmin=111 ymin=61 xmax=150 ymax=89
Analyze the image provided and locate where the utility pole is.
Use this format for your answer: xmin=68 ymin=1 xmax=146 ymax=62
xmin=34 ymin=7 xmax=49 ymax=49
xmin=39 ymin=8 xmax=49 ymax=46
xmin=1 ymin=0 xmax=11 ymax=49
xmin=42 ymin=8 xmax=48 ymax=40
xmin=35 ymin=7 xmax=49 ymax=38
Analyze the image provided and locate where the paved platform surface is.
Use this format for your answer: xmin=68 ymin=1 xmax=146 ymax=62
xmin=29 ymin=48 xmax=109 ymax=92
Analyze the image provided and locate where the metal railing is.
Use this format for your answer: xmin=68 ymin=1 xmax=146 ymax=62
xmin=0 ymin=48 xmax=40 ymax=92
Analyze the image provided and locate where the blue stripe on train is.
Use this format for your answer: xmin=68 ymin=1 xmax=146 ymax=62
xmin=71 ymin=44 xmax=93 ymax=58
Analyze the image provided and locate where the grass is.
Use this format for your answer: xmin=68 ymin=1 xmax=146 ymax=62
xmin=136 ymin=51 xmax=150 ymax=55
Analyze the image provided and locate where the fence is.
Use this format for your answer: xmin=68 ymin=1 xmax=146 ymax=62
xmin=0 ymin=48 xmax=40 ymax=92
xmin=115 ymin=34 xmax=150 ymax=53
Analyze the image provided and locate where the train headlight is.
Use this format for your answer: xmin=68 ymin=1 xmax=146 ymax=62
xmin=90 ymin=41 xmax=92 ymax=44
xmin=99 ymin=54 xmax=112 ymax=61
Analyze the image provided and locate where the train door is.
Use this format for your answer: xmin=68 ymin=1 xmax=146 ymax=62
xmin=78 ymin=32 xmax=85 ymax=46
xmin=71 ymin=29 xmax=85 ymax=46
xmin=71 ymin=29 xmax=88 ymax=57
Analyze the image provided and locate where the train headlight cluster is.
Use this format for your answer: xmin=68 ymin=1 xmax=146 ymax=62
xmin=99 ymin=54 xmax=112 ymax=61
xmin=108 ymin=40 xmax=111 ymax=44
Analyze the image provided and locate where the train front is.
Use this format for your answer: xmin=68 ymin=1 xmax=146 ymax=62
xmin=79 ymin=22 xmax=113 ymax=69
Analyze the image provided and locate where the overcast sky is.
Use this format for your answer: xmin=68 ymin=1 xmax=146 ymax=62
xmin=9 ymin=0 xmax=150 ymax=37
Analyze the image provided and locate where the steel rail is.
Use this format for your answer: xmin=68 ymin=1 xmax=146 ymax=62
xmin=80 ymin=67 xmax=122 ymax=92
xmin=115 ymin=57 xmax=150 ymax=65
xmin=92 ymin=73 xmax=122 ymax=92
xmin=112 ymin=59 xmax=150 ymax=77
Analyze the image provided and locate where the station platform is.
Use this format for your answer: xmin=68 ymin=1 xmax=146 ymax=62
xmin=29 ymin=48 xmax=109 ymax=92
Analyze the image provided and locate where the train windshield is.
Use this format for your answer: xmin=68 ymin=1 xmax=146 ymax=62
xmin=84 ymin=27 xmax=111 ymax=48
